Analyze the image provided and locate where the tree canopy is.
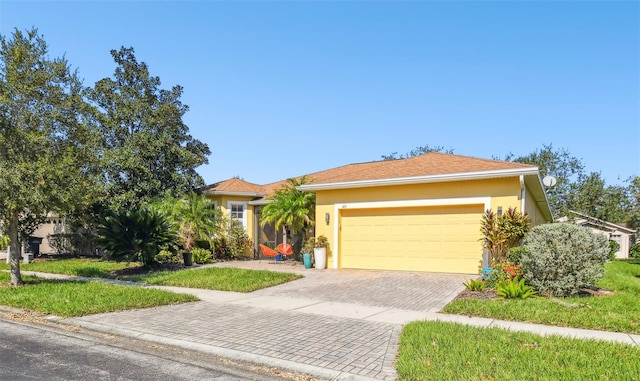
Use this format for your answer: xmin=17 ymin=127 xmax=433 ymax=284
xmin=0 ymin=28 xmax=101 ymax=285
xmin=1 ymin=29 xmax=212 ymax=285
xmin=89 ymin=47 xmax=210 ymax=209
xmin=381 ymin=145 xmax=454 ymax=160
xmin=500 ymin=143 xmax=584 ymax=216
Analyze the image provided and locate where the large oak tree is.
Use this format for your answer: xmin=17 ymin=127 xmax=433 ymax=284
xmin=89 ymin=47 xmax=210 ymax=210
xmin=0 ymin=28 xmax=100 ymax=285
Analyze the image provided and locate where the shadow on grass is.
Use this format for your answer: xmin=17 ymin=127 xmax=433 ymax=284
xmin=74 ymin=267 xmax=111 ymax=278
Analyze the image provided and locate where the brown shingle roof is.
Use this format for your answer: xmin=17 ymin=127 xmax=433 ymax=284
xmin=299 ymin=152 xmax=535 ymax=185
xmin=205 ymin=153 xmax=536 ymax=196
xmin=202 ymin=178 xmax=266 ymax=195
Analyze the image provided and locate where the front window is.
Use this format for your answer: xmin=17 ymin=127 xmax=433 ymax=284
xmin=231 ymin=204 xmax=244 ymax=223
xmin=228 ymin=202 xmax=247 ymax=230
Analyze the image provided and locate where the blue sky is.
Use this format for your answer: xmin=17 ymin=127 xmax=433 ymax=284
xmin=2 ymin=1 xmax=638 ymax=186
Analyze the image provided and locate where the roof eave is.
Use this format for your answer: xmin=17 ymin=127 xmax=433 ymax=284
xmin=297 ymin=167 xmax=540 ymax=192
xmin=248 ymin=199 xmax=272 ymax=206
xmin=203 ymin=190 xmax=265 ymax=198
xmin=568 ymin=210 xmax=636 ymax=234
xmin=523 ymin=173 xmax=554 ymax=222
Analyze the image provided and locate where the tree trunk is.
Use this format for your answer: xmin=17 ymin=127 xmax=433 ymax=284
xmin=8 ymin=211 xmax=23 ymax=286
xmin=291 ymin=232 xmax=304 ymax=261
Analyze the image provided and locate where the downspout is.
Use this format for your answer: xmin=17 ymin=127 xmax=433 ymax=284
xmin=519 ymin=175 xmax=526 ymax=213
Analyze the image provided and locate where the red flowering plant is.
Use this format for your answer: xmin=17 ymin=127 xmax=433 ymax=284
xmin=486 ymin=260 xmax=523 ymax=287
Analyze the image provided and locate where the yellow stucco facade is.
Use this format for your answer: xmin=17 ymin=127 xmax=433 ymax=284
xmin=205 ymin=194 xmax=256 ymax=257
xmin=312 ymin=177 xmax=549 ymax=274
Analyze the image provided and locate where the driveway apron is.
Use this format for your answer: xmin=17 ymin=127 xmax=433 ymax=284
xmin=66 ymin=262 xmax=471 ymax=381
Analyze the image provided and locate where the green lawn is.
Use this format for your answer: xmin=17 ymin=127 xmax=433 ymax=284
xmin=0 ymin=258 xmax=137 ymax=278
xmin=397 ymin=321 xmax=640 ymax=381
xmin=131 ymin=267 xmax=303 ymax=292
xmin=1 ymin=258 xmax=302 ymax=292
xmin=0 ymin=272 xmax=197 ymax=317
xmin=443 ymin=260 xmax=640 ymax=334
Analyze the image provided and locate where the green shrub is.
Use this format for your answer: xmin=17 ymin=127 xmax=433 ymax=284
xmin=520 ymin=223 xmax=610 ymax=297
xmin=608 ymin=240 xmax=620 ymax=261
xmin=227 ymin=222 xmax=253 ymax=259
xmin=496 ymin=278 xmax=536 ymax=299
xmin=155 ymin=249 xmax=179 ymax=264
xmin=464 ymin=278 xmax=487 ymax=291
xmin=48 ymin=233 xmax=74 ymax=254
xmin=212 ymin=236 xmax=232 ymax=259
xmin=507 ymin=246 xmax=527 ymax=264
xmin=97 ymin=208 xmax=180 ymax=267
xmin=191 ymin=247 xmax=212 ymax=264
xmin=0 ymin=235 xmax=9 ymax=251
xmin=630 ymin=243 xmax=640 ymax=259
xmin=194 ymin=240 xmax=211 ymax=250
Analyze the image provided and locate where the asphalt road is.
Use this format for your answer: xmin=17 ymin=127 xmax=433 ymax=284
xmin=0 ymin=318 xmax=314 ymax=381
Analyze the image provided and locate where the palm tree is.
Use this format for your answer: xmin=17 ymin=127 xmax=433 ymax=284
xmin=97 ymin=207 xmax=179 ymax=267
xmin=153 ymin=191 xmax=219 ymax=253
xmin=260 ymin=176 xmax=316 ymax=258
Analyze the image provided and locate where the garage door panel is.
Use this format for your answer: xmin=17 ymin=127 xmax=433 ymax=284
xmin=340 ymin=205 xmax=483 ymax=274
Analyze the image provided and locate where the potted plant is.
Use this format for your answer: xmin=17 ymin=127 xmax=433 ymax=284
xmin=313 ymin=235 xmax=329 ymax=270
xmin=301 ymin=238 xmax=315 ymax=269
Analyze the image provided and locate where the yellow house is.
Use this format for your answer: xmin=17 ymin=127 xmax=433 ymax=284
xmin=202 ymin=178 xmax=286 ymax=254
xmin=203 ymin=153 xmax=553 ymax=274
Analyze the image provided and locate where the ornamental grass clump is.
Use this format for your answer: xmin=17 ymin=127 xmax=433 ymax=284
xmin=464 ymin=278 xmax=487 ymax=291
xmin=495 ymin=278 xmax=537 ymax=299
xmin=520 ymin=223 xmax=609 ymax=297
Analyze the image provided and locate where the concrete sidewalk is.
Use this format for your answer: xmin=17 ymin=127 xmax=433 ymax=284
xmin=16 ymin=269 xmax=640 ymax=381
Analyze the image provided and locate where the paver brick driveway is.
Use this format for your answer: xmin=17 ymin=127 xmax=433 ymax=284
xmin=214 ymin=261 xmax=472 ymax=313
xmin=70 ymin=261 xmax=474 ymax=381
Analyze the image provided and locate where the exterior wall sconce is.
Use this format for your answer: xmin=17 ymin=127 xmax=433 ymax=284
xmin=325 ymin=212 xmax=330 ymax=225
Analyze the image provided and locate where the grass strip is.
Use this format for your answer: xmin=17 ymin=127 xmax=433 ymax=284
xmin=397 ymin=321 xmax=640 ymax=381
xmin=0 ymin=258 xmax=136 ymax=278
xmin=133 ymin=267 xmax=303 ymax=292
xmin=443 ymin=261 xmax=640 ymax=334
xmin=0 ymin=272 xmax=197 ymax=317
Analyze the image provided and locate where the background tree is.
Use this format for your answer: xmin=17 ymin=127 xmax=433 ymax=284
xmin=566 ymin=172 xmax=630 ymax=223
xmin=500 ymin=143 xmax=584 ymax=216
xmin=626 ymin=176 xmax=640 ymax=231
xmin=381 ymin=144 xmax=454 ymax=160
xmin=88 ymin=47 xmax=210 ymax=210
xmin=0 ymin=28 xmax=100 ymax=285
xmin=260 ymin=176 xmax=316 ymax=257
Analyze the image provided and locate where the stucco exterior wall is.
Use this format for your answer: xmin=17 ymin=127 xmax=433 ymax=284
xmin=524 ymin=187 xmax=549 ymax=226
xmin=32 ymin=216 xmax=67 ymax=254
xmin=314 ymin=177 xmax=525 ymax=269
xmin=205 ymin=194 xmax=256 ymax=257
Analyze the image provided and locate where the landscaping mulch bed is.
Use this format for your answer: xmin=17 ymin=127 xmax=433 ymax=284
xmin=454 ymin=288 xmax=500 ymax=301
xmin=453 ymin=286 xmax=613 ymax=302
xmin=106 ymin=262 xmax=187 ymax=277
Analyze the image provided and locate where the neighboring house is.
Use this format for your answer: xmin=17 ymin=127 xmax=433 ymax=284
xmin=0 ymin=213 xmax=67 ymax=258
xmin=31 ymin=213 xmax=68 ymax=255
xmin=557 ymin=211 xmax=636 ymax=259
xmin=203 ymin=152 xmax=553 ymax=274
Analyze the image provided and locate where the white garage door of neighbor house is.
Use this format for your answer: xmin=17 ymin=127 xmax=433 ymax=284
xmin=339 ymin=204 xmax=484 ymax=274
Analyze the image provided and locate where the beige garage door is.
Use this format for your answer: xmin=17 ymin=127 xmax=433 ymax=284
xmin=339 ymin=204 xmax=483 ymax=274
